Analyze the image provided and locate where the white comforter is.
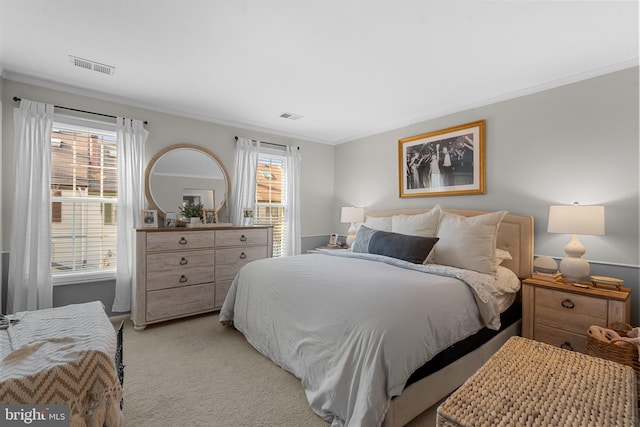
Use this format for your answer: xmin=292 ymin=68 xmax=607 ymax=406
xmin=220 ymin=251 xmax=519 ymax=427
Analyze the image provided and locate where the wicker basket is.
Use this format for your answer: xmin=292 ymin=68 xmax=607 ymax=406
xmin=586 ymin=322 xmax=639 ymax=401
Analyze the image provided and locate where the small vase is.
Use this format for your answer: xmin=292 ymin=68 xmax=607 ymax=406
xmin=190 ymin=217 xmax=201 ymax=226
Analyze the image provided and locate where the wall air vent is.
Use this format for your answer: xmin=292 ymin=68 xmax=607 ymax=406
xmin=69 ymin=55 xmax=116 ymax=76
xmin=279 ymin=112 xmax=304 ymax=120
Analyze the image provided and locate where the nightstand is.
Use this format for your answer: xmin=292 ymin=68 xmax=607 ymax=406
xmin=522 ymin=277 xmax=631 ymax=353
xmin=307 ymin=245 xmax=349 ymax=254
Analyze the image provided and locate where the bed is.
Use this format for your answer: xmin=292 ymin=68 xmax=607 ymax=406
xmin=220 ymin=207 xmax=534 ymax=427
xmin=0 ymin=301 xmax=123 ymax=427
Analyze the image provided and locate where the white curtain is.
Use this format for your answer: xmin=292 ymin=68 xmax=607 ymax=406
xmin=112 ymin=118 xmax=148 ymax=313
xmin=7 ymin=99 xmax=54 ymax=313
xmin=285 ymin=146 xmax=302 ymax=256
xmin=230 ymin=137 xmax=260 ymax=226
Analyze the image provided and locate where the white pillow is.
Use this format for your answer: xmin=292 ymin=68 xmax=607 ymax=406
xmin=363 ymin=215 xmax=392 ymax=232
xmin=391 ymin=205 xmax=441 ymax=237
xmin=432 ymin=210 xmax=508 ymax=274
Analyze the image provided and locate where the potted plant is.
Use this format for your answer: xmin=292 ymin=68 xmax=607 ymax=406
xmin=179 ymin=202 xmax=204 ymax=226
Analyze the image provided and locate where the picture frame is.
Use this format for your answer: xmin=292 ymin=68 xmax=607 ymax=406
xmin=141 ymin=209 xmax=158 ymax=228
xmin=328 ymin=233 xmax=338 ymax=246
xmin=203 ymin=208 xmax=216 ymax=224
xmin=165 ymin=212 xmax=177 ymax=228
xmin=398 ymin=120 xmax=485 ymax=197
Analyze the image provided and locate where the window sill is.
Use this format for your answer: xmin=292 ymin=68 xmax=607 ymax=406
xmin=52 ymin=270 xmax=116 ymax=286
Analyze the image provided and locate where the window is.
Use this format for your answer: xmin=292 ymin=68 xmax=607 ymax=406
xmin=50 ymin=118 xmax=118 ymax=282
xmin=254 ymin=152 xmax=288 ymax=257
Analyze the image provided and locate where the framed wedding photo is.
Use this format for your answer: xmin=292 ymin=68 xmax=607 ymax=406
xmin=141 ymin=209 xmax=158 ymax=228
xmin=203 ymin=208 xmax=216 ymax=224
xmin=398 ymin=120 xmax=485 ymax=198
xmin=165 ymin=212 xmax=177 ymax=228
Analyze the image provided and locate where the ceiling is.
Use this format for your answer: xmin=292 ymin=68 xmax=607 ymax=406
xmin=1 ymin=1 xmax=638 ymax=145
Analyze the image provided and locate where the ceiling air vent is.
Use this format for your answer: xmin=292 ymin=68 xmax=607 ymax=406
xmin=279 ymin=112 xmax=304 ymax=121
xmin=69 ymin=55 xmax=116 ymax=76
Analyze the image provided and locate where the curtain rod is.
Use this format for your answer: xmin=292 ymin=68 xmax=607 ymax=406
xmin=13 ymin=96 xmax=148 ymax=125
xmin=235 ymin=136 xmax=299 ymax=150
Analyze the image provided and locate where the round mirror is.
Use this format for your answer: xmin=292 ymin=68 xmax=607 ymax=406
xmin=145 ymin=143 xmax=230 ymax=222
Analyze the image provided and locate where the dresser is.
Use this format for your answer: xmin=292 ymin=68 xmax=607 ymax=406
xmin=522 ymin=277 xmax=631 ymax=353
xmin=132 ymin=226 xmax=273 ymax=330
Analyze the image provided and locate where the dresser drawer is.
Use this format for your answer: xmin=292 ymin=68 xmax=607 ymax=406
xmin=535 ymin=323 xmax=587 ymax=353
xmin=215 ymin=279 xmax=233 ymax=309
xmin=147 ymin=249 xmax=214 ymax=272
xmin=147 ymin=266 xmax=215 ymax=291
xmin=216 ymin=228 xmax=268 ymax=247
xmin=215 ymin=246 xmax=268 ymax=281
xmin=146 ymin=230 xmax=215 ymax=251
xmin=146 ymin=283 xmax=215 ymax=322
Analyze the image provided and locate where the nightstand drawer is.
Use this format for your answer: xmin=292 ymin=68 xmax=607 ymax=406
xmin=535 ymin=304 xmax=607 ymax=336
xmin=535 ymin=323 xmax=587 ymax=353
xmin=536 ymin=287 xmax=607 ymax=318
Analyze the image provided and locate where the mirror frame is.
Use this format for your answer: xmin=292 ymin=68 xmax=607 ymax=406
xmin=144 ymin=143 xmax=231 ymax=219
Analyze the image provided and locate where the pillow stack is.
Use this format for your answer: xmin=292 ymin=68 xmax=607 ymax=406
xmin=357 ymin=206 xmax=510 ymax=274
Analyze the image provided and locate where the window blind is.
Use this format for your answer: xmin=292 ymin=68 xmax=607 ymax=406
xmin=50 ymin=120 xmax=118 ymax=278
xmin=254 ymin=153 xmax=287 ymax=257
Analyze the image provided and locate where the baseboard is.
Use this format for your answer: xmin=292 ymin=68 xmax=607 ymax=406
xmin=109 ymin=313 xmax=130 ymax=324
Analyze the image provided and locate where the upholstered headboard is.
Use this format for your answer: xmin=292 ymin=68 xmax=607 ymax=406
xmin=366 ymin=208 xmax=534 ymax=279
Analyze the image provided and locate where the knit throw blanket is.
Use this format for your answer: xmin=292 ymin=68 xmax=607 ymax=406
xmin=0 ymin=301 xmax=123 ymax=427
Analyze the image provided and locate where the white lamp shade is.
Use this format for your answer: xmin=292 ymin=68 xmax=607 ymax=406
xmin=340 ymin=207 xmax=364 ymax=224
xmin=547 ymin=203 xmax=605 ymax=282
xmin=547 ymin=204 xmax=604 ymax=235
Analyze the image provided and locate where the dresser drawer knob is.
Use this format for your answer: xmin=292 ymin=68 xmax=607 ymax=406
xmin=561 ymin=299 xmax=575 ymax=309
xmin=560 ymin=341 xmax=574 ymax=352
xmin=179 ymin=275 xmax=188 ymax=283
xmin=179 ymin=257 xmax=188 ymax=265
xmin=240 ymin=235 xmax=247 ymax=242
xmin=240 ymin=252 xmax=247 ymax=259
xmin=179 ymin=237 xmax=188 ymax=245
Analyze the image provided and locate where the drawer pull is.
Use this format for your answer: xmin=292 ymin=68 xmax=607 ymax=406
xmin=179 ymin=275 xmax=188 ymax=283
xmin=560 ymin=341 xmax=574 ymax=352
xmin=240 ymin=235 xmax=247 ymax=242
xmin=179 ymin=237 xmax=188 ymax=245
xmin=561 ymin=299 xmax=575 ymax=309
xmin=179 ymin=257 xmax=188 ymax=265
xmin=240 ymin=252 xmax=247 ymax=259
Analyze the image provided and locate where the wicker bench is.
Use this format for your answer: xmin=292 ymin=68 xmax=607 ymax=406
xmin=437 ymin=336 xmax=637 ymax=427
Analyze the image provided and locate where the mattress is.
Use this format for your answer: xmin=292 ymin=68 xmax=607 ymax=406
xmin=404 ymin=299 xmax=521 ymax=389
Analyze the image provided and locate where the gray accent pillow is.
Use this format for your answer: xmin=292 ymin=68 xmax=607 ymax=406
xmin=351 ymin=225 xmax=377 ymax=253
xmin=352 ymin=225 xmax=439 ymax=264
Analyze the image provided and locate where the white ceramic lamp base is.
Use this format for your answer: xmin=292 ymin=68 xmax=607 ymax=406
xmin=345 ymin=223 xmax=357 ymax=248
xmin=559 ymin=234 xmax=590 ymax=282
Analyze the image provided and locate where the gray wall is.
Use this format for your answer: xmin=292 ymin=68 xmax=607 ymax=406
xmin=334 ymin=67 xmax=640 ymax=324
xmin=1 ymin=69 xmax=639 ymax=324
xmin=1 ymin=78 xmax=335 ymax=315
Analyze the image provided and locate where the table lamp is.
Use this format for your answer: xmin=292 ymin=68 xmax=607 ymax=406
xmin=341 ymin=206 xmax=364 ymax=247
xmin=547 ymin=202 xmax=605 ymax=282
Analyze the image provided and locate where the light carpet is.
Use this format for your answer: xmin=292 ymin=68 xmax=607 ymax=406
xmin=119 ymin=313 xmax=441 ymax=427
